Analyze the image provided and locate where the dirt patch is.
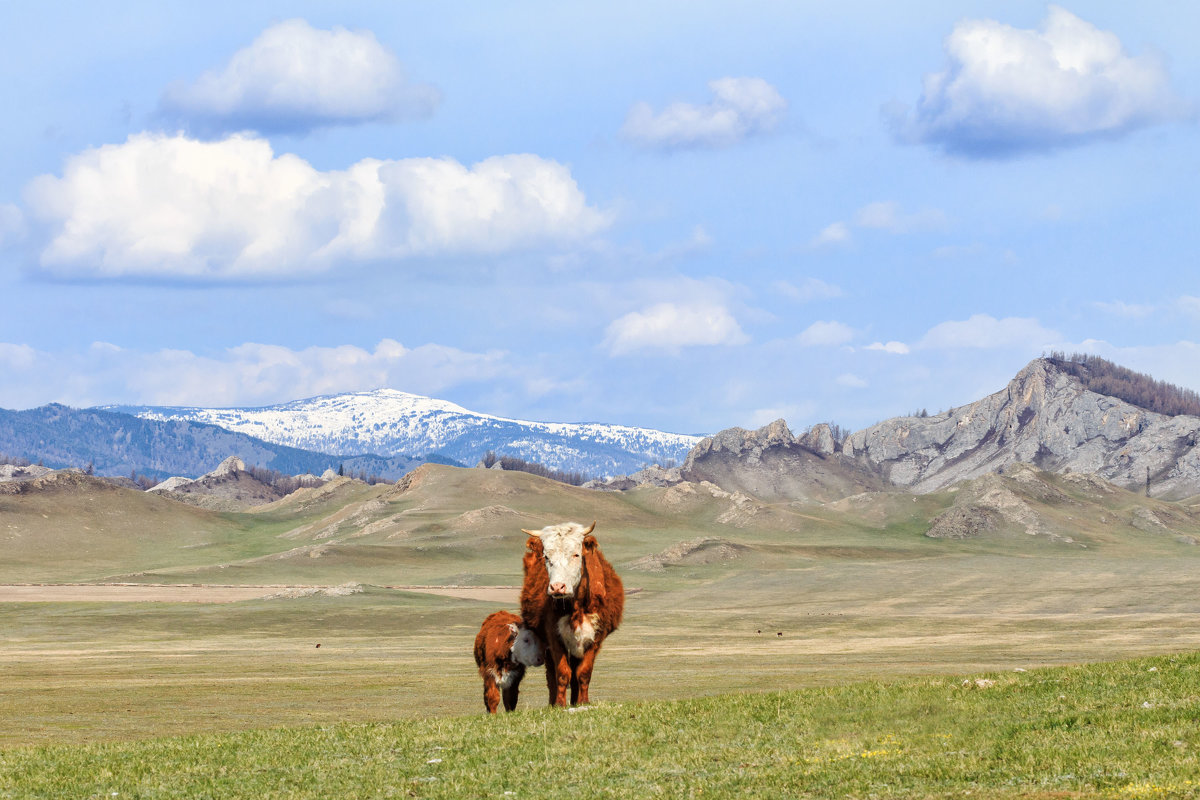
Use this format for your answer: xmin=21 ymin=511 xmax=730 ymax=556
xmin=386 ymin=585 xmax=521 ymax=603
xmin=0 ymin=584 xmax=295 ymax=603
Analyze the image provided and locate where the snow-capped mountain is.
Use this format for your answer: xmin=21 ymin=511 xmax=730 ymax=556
xmin=105 ymin=389 xmax=703 ymax=477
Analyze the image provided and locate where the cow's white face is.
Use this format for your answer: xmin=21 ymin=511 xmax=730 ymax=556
xmin=526 ymin=522 xmax=593 ymax=599
xmin=509 ymin=624 xmax=545 ymax=667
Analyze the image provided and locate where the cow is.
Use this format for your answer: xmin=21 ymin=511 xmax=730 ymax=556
xmin=520 ymin=521 xmax=624 ymax=707
xmin=473 ymin=610 xmax=545 ymax=713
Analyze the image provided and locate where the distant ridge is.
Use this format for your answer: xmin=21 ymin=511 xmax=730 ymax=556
xmin=106 ymin=389 xmax=702 ymax=477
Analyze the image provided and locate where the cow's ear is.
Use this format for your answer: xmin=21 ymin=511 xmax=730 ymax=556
xmin=582 ymin=535 xmax=605 ymax=601
xmin=525 ymin=535 xmax=543 ymax=554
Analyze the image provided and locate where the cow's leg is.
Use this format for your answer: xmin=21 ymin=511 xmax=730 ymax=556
xmin=545 ymin=641 xmax=572 ymax=707
xmin=573 ymin=643 xmax=602 ymax=705
xmin=483 ymin=675 xmax=501 ymax=714
xmin=569 ymin=655 xmax=581 ymax=706
xmin=544 ymin=657 xmax=557 ymax=705
xmin=502 ymin=680 xmax=519 ymax=712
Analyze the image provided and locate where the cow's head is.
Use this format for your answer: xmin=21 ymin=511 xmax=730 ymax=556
xmin=522 ymin=521 xmax=598 ymax=599
xmin=508 ymin=622 xmax=545 ymax=667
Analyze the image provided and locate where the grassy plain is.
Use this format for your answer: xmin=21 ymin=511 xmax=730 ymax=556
xmin=3 ymin=463 xmax=1200 ymax=795
xmin=2 ymin=653 xmax=1197 ymax=799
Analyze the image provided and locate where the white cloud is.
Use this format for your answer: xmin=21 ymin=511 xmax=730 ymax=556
xmin=604 ymin=302 xmax=748 ymax=356
xmin=797 ymin=320 xmax=856 ymax=347
xmin=0 ymin=339 xmax=507 ymax=409
xmin=621 ymin=77 xmax=786 ymax=150
xmin=774 ymin=277 xmax=843 ymax=303
xmin=853 ymin=201 xmax=947 ymax=233
xmin=159 ymin=19 xmax=439 ymax=135
xmin=892 ymin=6 xmax=1188 ymax=157
xmin=23 ymin=133 xmax=609 ymax=280
xmin=836 ymin=373 xmax=869 ymax=389
xmin=1094 ymin=300 xmax=1156 ymax=318
xmin=867 ymin=341 xmax=910 ymax=355
xmin=0 ymin=343 xmax=37 ymax=370
xmin=815 ymin=201 xmax=945 ymax=249
xmin=1177 ymin=297 xmax=1200 ymax=318
xmin=811 ymin=222 xmax=851 ymax=248
xmin=917 ymin=314 xmax=1061 ymax=350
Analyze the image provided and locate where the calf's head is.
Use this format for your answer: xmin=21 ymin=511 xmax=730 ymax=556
xmin=522 ymin=521 xmax=602 ymax=600
xmin=508 ymin=623 xmax=545 ymax=667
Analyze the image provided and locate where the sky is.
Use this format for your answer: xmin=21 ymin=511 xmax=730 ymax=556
xmin=2 ymin=1 xmax=1198 ymax=436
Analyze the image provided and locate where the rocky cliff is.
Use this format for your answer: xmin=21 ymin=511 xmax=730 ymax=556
xmin=844 ymin=358 xmax=1200 ymax=499
xmin=669 ymin=358 xmax=1200 ymax=503
xmin=680 ymin=419 xmax=886 ymax=503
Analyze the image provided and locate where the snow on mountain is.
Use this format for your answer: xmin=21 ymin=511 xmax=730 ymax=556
xmin=106 ymin=389 xmax=702 ymax=477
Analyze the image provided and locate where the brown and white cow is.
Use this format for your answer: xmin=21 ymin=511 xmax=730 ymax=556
xmin=473 ymin=610 xmax=545 ymax=713
xmin=520 ymin=521 xmax=624 ymax=707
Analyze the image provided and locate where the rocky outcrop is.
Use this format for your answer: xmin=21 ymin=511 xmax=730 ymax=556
xmin=0 ymin=464 xmax=53 ymax=483
xmin=626 ymin=537 xmax=749 ymax=572
xmin=154 ymin=455 xmax=282 ymax=511
xmin=844 ymin=359 xmax=1200 ymax=499
xmin=680 ymin=419 xmax=885 ymax=503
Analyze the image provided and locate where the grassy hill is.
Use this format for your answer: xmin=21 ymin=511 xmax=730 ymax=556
xmin=2 ymin=652 xmax=1197 ymax=799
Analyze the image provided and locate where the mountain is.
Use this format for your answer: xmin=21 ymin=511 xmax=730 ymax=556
xmin=0 ymin=404 xmax=434 ymax=480
xmin=106 ymin=389 xmax=702 ymax=477
xmin=845 ymin=357 xmax=1200 ymax=499
xmin=676 ymin=357 xmax=1200 ymax=503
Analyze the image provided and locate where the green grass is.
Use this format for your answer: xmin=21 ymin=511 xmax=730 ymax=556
xmin=1 ymin=653 xmax=1197 ymax=799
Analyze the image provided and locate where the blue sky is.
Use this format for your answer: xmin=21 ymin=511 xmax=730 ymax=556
xmin=1 ymin=2 xmax=1198 ymax=435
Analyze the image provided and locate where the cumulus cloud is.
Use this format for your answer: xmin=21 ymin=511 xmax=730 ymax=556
xmin=815 ymin=201 xmax=945 ymax=248
xmin=22 ymin=133 xmax=609 ymax=280
xmin=774 ymin=277 xmax=843 ymax=303
xmin=1094 ymin=300 xmax=1155 ymax=318
xmin=810 ymin=222 xmax=851 ymax=248
xmin=1177 ymin=297 xmax=1200 ymax=319
xmin=836 ymin=373 xmax=869 ymax=389
xmin=0 ymin=339 xmax=506 ymax=409
xmin=621 ymin=77 xmax=786 ymax=150
xmin=890 ymin=6 xmax=1188 ymax=157
xmin=158 ymin=19 xmax=440 ymax=135
xmin=853 ymin=201 xmax=947 ymax=233
xmin=604 ymin=302 xmax=748 ymax=355
xmin=797 ymin=320 xmax=855 ymax=347
xmin=867 ymin=341 xmax=910 ymax=355
xmin=917 ymin=314 xmax=1061 ymax=350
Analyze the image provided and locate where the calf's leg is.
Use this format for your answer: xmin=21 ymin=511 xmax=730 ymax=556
xmin=483 ymin=676 xmax=502 ymax=714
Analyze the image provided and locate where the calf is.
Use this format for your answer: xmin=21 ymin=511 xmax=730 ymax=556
xmin=473 ymin=610 xmax=545 ymax=713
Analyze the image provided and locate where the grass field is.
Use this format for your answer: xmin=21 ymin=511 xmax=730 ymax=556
xmin=1 ymin=652 xmax=1197 ymax=799
xmin=4 ymin=465 xmax=1200 ymax=795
